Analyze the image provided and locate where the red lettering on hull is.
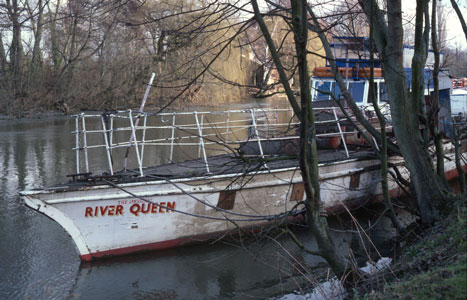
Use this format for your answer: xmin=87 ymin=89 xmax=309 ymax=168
xmin=84 ymin=202 xmax=176 ymax=217
xmin=128 ymin=202 xmax=176 ymax=216
xmin=85 ymin=207 xmax=93 ymax=217
xmin=115 ymin=205 xmax=123 ymax=215
xmin=84 ymin=205 xmax=124 ymax=217
xmin=99 ymin=206 xmax=108 ymax=216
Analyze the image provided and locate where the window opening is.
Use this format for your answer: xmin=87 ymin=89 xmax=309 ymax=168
xmin=379 ymin=82 xmax=389 ymax=103
xmin=315 ymin=81 xmax=331 ymax=101
xmin=349 ymin=82 xmax=365 ymax=103
xmin=217 ymin=190 xmax=236 ymax=210
xmin=290 ymin=183 xmax=305 ymax=201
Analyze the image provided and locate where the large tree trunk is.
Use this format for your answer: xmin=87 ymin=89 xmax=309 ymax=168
xmin=250 ymin=0 xmax=349 ymax=277
xmin=367 ymin=2 xmax=403 ymax=233
xmin=290 ymin=0 xmax=348 ymax=277
xmin=359 ymin=0 xmax=448 ymax=224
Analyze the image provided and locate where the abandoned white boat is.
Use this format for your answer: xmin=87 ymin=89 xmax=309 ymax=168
xmin=19 ymin=105 xmax=466 ymax=261
xmin=22 ymin=34 xmax=464 ymax=261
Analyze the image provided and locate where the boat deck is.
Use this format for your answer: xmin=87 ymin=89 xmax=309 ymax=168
xmin=68 ymin=147 xmax=376 ymax=186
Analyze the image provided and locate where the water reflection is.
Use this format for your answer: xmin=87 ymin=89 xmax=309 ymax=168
xmin=0 ymin=117 xmax=80 ymax=300
xmin=67 ymin=230 xmax=350 ymax=300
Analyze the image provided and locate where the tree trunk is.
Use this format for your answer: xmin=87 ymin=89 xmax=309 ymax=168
xmin=48 ymin=0 xmax=62 ymax=71
xmin=0 ymin=31 xmax=12 ymax=113
xmin=0 ymin=31 xmax=8 ymax=76
xmin=359 ymin=0 xmax=448 ymax=224
xmin=454 ymin=126 xmax=466 ymax=193
xmin=367 ymin=2 xmax=403 ymax=233
xmin=250 ymin=0 xmax=301 ymax=118
xmin=251 ymin=0 xmax=349 ymax=277
xmin=450 ymin=0 xmax=467 ymax=43
xmin=8 ymin=0 xmax=24 ymax=98
xmin=29 ymin=0 xmax=45 ymax=85
xmin=430 ymin=0 xmax=448 ymax=187
xmin=413 ymin=1 xmax=433 ymax=147
xmin=292 ymin=0 xmax=349 ymax=277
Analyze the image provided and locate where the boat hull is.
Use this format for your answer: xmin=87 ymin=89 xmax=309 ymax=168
xmin=21 ymin=151 xmax=465 ymax=261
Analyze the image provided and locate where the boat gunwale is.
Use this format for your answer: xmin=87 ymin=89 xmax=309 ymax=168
xmin=22 ymin=158 xmax=409 ymax=206
xmin=20 ymin=155 xmax=389 ymax=198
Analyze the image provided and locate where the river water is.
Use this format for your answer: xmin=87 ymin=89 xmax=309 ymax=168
xmin=0 ymin=102 xmax=365 ymax=300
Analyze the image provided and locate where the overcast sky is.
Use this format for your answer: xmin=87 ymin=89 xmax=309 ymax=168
xmin=402 ymin=0 xmax=467 ymax=50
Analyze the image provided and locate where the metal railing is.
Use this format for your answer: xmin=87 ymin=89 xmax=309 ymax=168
xmin=72 ymin=107 xmax=354 ymax=177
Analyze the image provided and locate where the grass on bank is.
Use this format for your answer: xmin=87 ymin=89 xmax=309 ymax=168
xmin=360 ymin=197 xmax=467 ymax=300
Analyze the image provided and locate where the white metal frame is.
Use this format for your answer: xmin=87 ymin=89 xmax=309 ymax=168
xmin=72 ymin=107 xmax=354 ymax=177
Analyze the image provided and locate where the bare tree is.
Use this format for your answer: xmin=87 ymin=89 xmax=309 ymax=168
xmin=249 ymin=0 xmax=358 ymax=279
xmin=358 ymin=0 xmax=451 ymax=224
xmin=450 ymin=0 xmax=467 ymax=42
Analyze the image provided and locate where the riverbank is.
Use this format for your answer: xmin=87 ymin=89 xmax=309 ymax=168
xmin=0 ymin=95 xmax=292 ymax=120
xmin=357 ymin=195 xmax=466 ymax=299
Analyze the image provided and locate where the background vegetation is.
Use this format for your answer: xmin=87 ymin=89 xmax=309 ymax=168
xmin=1 ymin=0 xmax=465 ymax=117
xmin=0 ymin=0 xmax=260 ymax=116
